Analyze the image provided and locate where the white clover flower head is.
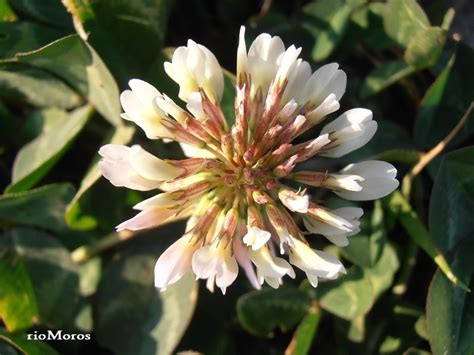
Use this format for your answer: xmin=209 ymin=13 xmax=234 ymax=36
xmin=99 ymin=26 xmax=399 ymax=294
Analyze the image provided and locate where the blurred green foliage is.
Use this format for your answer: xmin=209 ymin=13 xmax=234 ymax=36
xmin=0 ymin=0 xmax=473 ymax=354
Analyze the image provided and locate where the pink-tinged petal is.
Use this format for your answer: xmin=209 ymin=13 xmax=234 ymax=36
xmin=192 ymin=245 xmax=218 ymax=280
xmin=116 ymin=207 xmax=177 ymax=232
xmin=233 ymin=234 xmax=261 ymax=290
xmin=154 ymin=235 xmax=195 ymax=289
xmin=98 ymin=144 xmax=162 ymax=191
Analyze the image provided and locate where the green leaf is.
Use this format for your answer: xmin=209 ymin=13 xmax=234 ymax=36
xmin=0 ymin=250 xmax=38 ymax=332
xmin=349 ymin=3 xmax=395 ymax=52
xmin=341 ymin=201 xmax=386 ymax=268
xmin=414 ymin=44 xmax=474 ymax=149
xmin=62 ymin=0 xmax=173 ymax=85
xmin=361 ymin=60 xmax=415 ymax=98
xmin=0 ymin=22 xmax=63 ymax=59
xmin=383 ymin=0 xmax=430 ymax=48
xmin=378 ymin=304 xmax=424 ymax=354
xmin=65 ymin=125 xmax=135 ymax=230
xmin=0 ymin=183 xmax=74 ymax=233
xmin=12 ymin=228 xmax=80 ymax=329
xmin=0 ymin=64 xmax=82 ymax=108
xmin=318 ymin=267 xmax=374 ymax=320
xmin=237 ymin=287 xmax=310 ymax=337
xmin=8 ymin=0 xmax=72 ymax=29
xmin=7 ymin=105 xmax=93 ymax=193
xmin=78 ymin=257 xmax=101 ymax=297
xmin=386 ymin=190 xmax=468 ymax=290
xmin=0 ymin=0 xmax=16 ymax=21
xmin=17 ymin=35 xmax=122 ymax=126
xmin=404 ymin=26 xmax=446 ymax=70
xmin=374 ymin=149 xmax=422 ymax=166
xmin=19 ymin=107 xmax=69 ymax=143
xmin=403 ymin=348 xmax=431 ymax=355
xmin=441 ymin=8 xmax=455 ymax=31
xmin=414 ymin=315 xmax=429 ymax=341
xmin=287 ymin=307 xmax=321 ymax=355
xmin=302 ymin=0 xmax=352 ymax=61
xmin=73 ymin=298 xmax=93 ymax=332
xmin=426 ymin=242 xmax=474 ymax=355
xmin=0 ymin=330 xmax=59 ymax=355
xmin=430 ymin=147 xmax=474 ymax=253
xmin=96 ymin=238 xmax=198 ymax=355
xmin=364 ymin=241 xmax=399 ymax=298
xmin=347 ymin=315 xmax=365 ymax=342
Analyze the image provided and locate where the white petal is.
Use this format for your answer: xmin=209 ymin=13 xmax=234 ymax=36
xmin=306 ymin=94 xmax=340 ymax=124
xmin=133 ymin=192 xmax=177 ymax=210
xmin=335 ymin=161 xmax=399 ymax=201
xmin=323 ymin=69 xmax=347 ymax=101
xmin=236 ymin=26 xmax=248 ymax=81
xmin=128 ymin=79 xmax=160 ymax=105
xmin=261 ymin=275 xmax=282 ymax=289
xmin=215 ymin=254 xmax=238 ymax=291
xmin=249 ymin=246 xmax=295 ymax=279
xmin=325 ymin=234 xmax=349 ymax=247
xmin=248 ymin=33 xmax=285 ymax=96
xmin=328 ymin=174 xmax=364 ymax=192
xmin=179 ymin=142 xmax=216 ymax=158
xmin=243 ymin=227 xmax=271 ymax=250
xmin=304 ymin=207 xmax=363 ymax=238
xmin=155 ymin=94 xmax=186 ymax=123
xmin=120 ymin=82 xmax=168 ymax=139
xmin=306 ymin=272 xmax=319 ymax=287
xmin=120 ymin=90 xmax=147 ymax=119
xmin=192 ymin=245 xmax=218 ymax=279
xmin=274 ymin=45 xmax=302 ymax=86
xmin=186 ymin=92 xmax=205 ymax=119
xmin=289 ymin=238 xmax=345 ymax=279
xmin=279 ymin=99 xmax=299 ymax=118
xmin=284 ymin=194 xmax=309 ymax=213
xmin=283 ymin=60 xmax=311 ymax=105
xmin=321 ymin=108 xmax=377 ymax=158
xmin=300 ymin=63 xmax=346 ymax=106
xmin=129 ymin=145 xmax=183 ymax=181
xmin=322 ymin=108 xmax=373 ymax=132
xmin=165 ymin=41 xmax=224 ymax=102
xmin=154 ymin=235 xmax=194 ymax=289
xmin=313 ymin=250 xmax=346 ymax=278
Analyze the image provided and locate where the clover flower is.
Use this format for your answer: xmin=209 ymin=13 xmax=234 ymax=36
xmin=99 ymin=27 xmax=399 ymax=294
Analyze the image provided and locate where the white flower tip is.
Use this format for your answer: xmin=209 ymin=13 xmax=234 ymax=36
xmin=243 ymin=227 xmax=271 ymax=251
xmin=288 ymin=267 xmax=296 ymax=279
xmin=239 ymin=25 xmax=246 ymax=38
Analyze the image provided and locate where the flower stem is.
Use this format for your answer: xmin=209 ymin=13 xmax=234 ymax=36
xmin=71 ymin=230 xmax=139 ymax=264
xmin=409 ymin=101 xmax=474 ymax=179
